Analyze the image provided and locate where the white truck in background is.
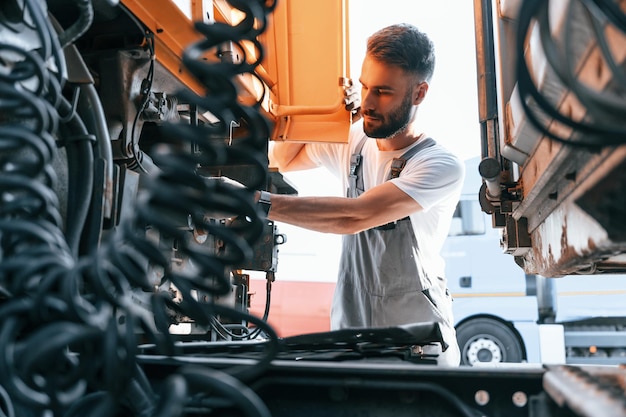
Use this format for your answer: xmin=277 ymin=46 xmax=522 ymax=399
xmin=445 ymin=158 xmax=626 ymax=366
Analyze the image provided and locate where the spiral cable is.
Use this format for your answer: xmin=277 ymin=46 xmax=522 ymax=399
xmin=0 ymin=1 xmax=99 ymax=415
xmin=127 ymin=0 xmax=277 ymax=338
xmin=0 ymin=0 xmax=279 ymax=415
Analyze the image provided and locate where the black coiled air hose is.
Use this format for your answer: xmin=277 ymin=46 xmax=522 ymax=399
xmin=0 ymin=0 xmax=279 ymax=415
xmin=0 ymin=3 xmax=103 ymax=413
xmin=127 ymin=0 xmax=276 ymax=323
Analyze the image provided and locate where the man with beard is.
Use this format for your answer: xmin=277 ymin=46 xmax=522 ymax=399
xmin=263 ymin=23 xmax=464 ymax=366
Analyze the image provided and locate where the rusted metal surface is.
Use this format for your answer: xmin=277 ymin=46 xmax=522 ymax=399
xmin=515 ymin=145 xmax=626 ymax=277
xmin=520 ymin=202 xmax=623 ymax=277
xmin=477 ymin=0 xmax=626 ymax=276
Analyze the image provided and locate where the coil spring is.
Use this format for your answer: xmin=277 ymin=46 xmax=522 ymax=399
xmin=0 ymin=0 xmax=278 ymax=415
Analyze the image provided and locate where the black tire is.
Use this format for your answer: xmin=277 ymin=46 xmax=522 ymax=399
xmin=456 ymin=317 xmax=524 ymax=366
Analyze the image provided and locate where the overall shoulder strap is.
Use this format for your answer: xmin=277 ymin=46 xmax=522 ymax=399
xmin=347 ymin=136 xmax=368 ymax=197
xmin=349 ymin=136 xmax=368 ymax=176
xmin=387 ymin=137 xmax=436 ymax=180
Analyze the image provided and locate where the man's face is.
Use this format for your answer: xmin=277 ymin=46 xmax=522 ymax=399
xmin=359 ymin=56 xmax=418 ymax=139
xmin=363 ymin=88 xmax=414 ymax=139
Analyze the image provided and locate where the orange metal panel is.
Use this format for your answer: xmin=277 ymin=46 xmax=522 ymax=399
xmin=264 ymin=0 xmax=353 ymax=143
xmin=123 ymin=0 xmax=352 ymax=143
xmin=190 ymin=0 xmax=206 ymax=21
xmin=121 ymin=0 xmax=206 ymax=94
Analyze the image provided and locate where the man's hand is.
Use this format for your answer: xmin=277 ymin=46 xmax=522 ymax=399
xmin=343 ymin=79 xmax=361 ymax=121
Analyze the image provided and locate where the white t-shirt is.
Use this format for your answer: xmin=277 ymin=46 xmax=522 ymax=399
xmin=304 ymin=119 xmax=465 ymax=279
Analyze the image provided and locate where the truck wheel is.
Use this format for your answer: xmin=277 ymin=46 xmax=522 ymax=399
xmin=456 ymin=318 xmax=524 ymax=366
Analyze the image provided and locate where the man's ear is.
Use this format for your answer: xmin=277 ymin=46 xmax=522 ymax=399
xmin=413 ymin=81 xmax=429 ymax=104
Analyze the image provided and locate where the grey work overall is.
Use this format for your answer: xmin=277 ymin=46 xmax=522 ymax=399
xmin=331 ymin=137 xmax=460 ymax=366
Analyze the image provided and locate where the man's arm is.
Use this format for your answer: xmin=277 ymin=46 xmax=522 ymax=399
xmin=264 ymin=181 xmax=423 ymax=234
xmin=268 ymin=141 xmax=319 ymax=172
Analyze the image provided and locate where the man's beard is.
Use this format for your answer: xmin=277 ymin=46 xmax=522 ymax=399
xmin=363 ymin=91 xmax=413 ymax=139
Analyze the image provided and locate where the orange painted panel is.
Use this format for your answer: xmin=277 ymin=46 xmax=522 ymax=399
xmin=127 ymin=0 xmax=353 ymax=143
xmin=262 ymin=0 xmax=353 ymax=143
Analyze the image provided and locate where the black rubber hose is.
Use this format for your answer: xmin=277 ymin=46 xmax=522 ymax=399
xmin=57 ymin=97 xmax=95 ymax=258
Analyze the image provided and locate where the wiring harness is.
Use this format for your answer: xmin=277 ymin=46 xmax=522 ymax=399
xmin=0 ymin=0 xmax=278 ymax=416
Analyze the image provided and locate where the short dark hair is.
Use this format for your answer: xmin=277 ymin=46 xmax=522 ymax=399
xmin=366 ymin=23 xmax=435 ymax=82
